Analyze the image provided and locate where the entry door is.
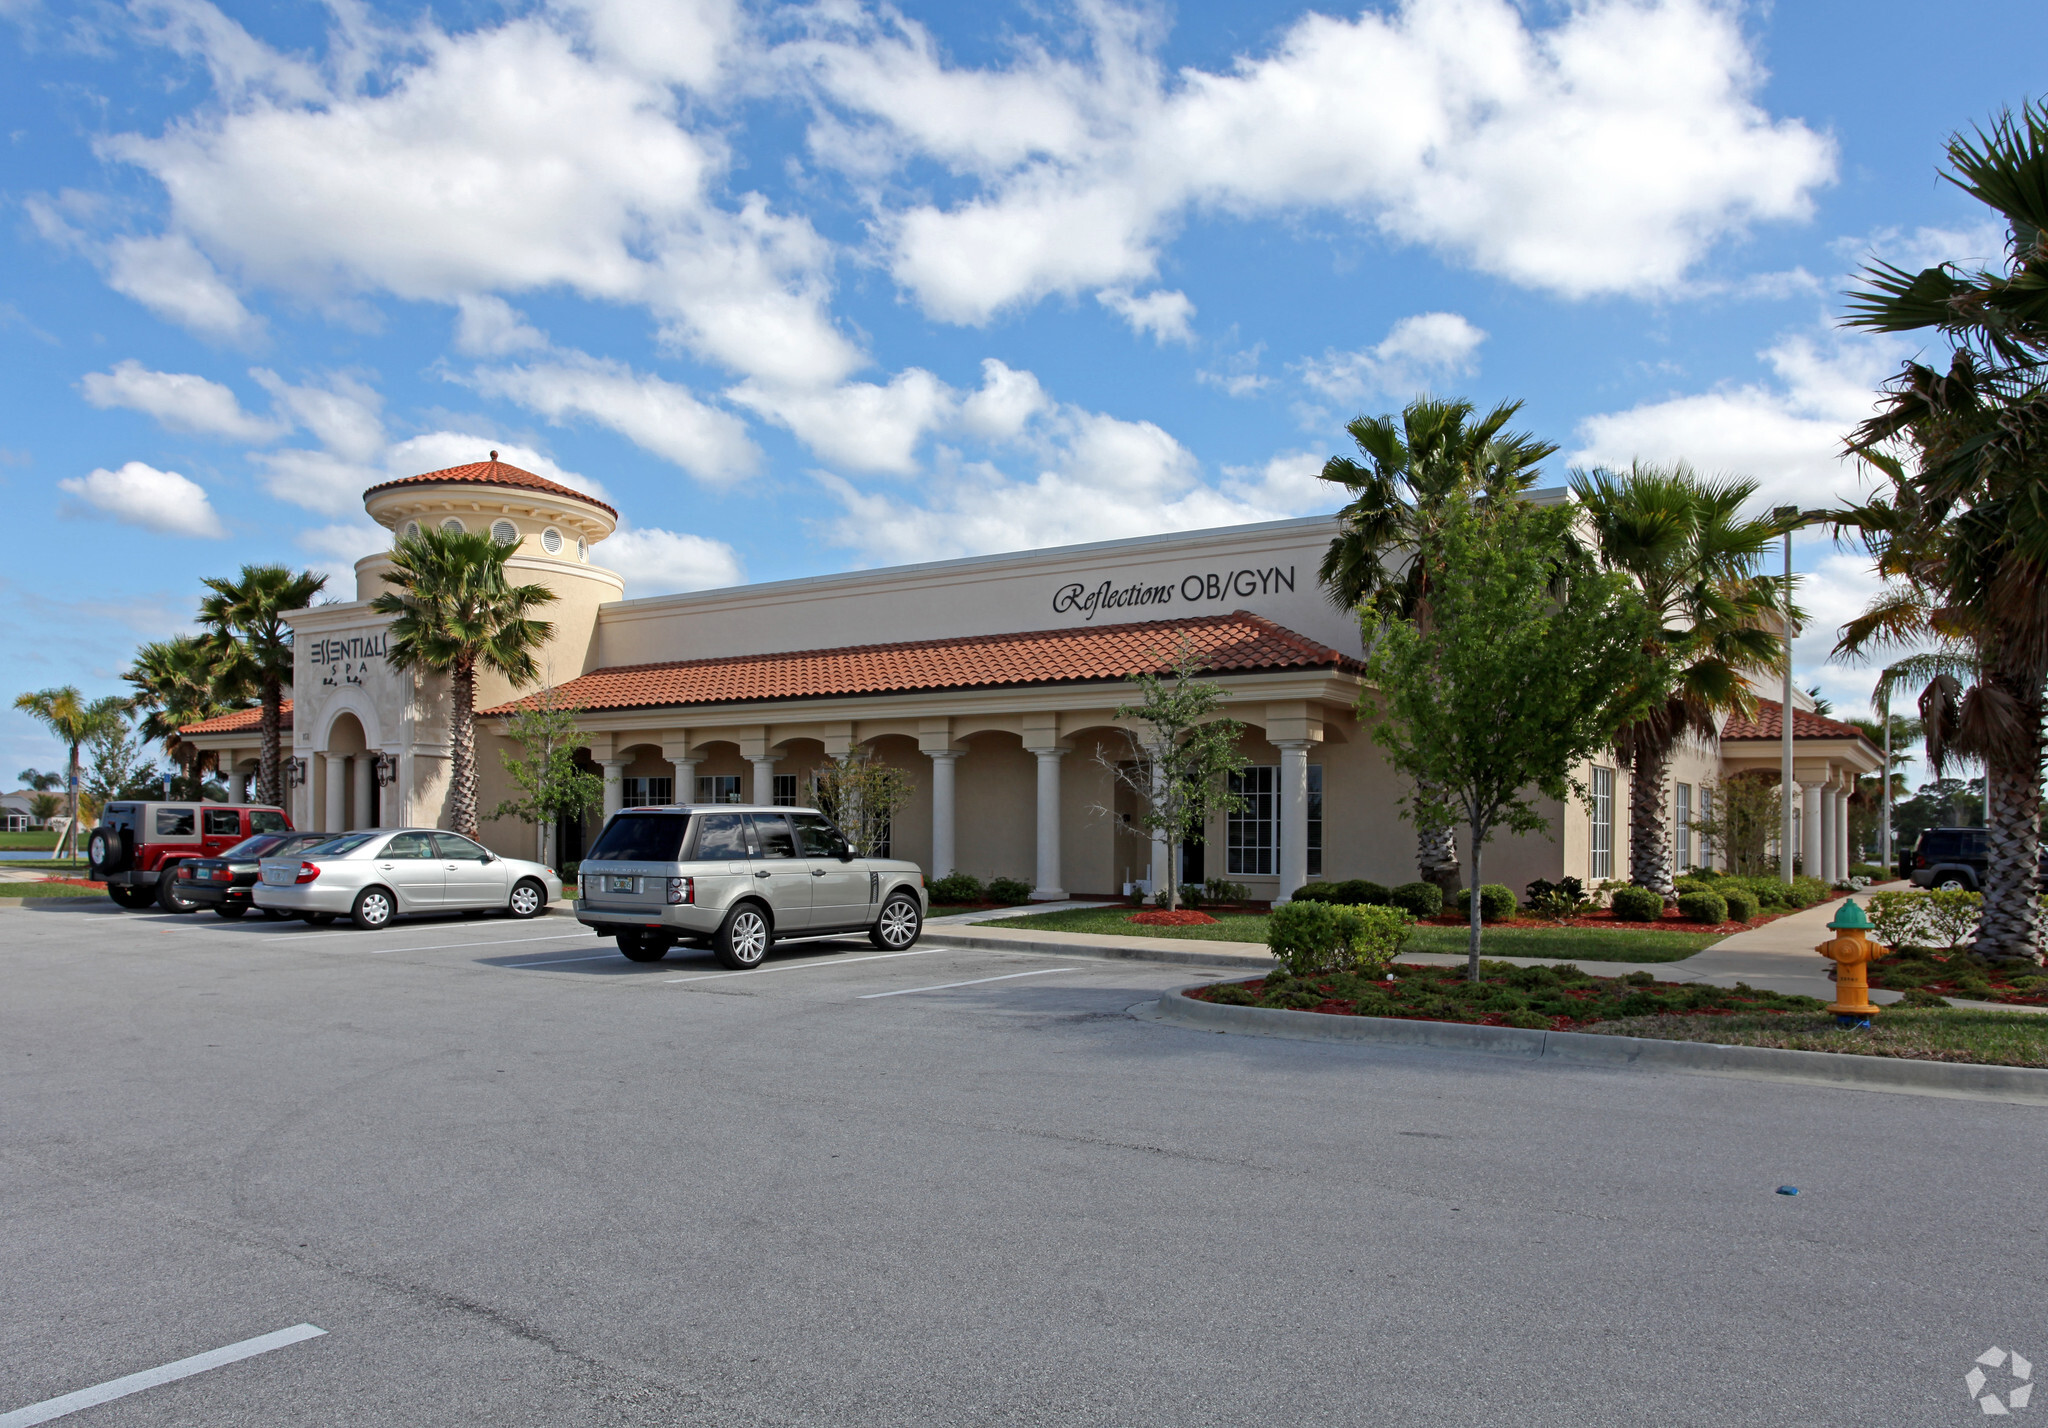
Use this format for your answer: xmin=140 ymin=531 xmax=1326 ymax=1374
xmin=745 ymin=814 xmax=811 ymax=931
xmin=791 ymin=811 xmax=869 ymax=929
xmin=376 ymin=831 xmax=443 ymax=909
xmin=436 ymin=833 xmax=508 ymax=908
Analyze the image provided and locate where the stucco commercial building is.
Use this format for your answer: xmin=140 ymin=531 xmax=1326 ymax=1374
xmin=180 ymin=457 xmax=1882 ymax=896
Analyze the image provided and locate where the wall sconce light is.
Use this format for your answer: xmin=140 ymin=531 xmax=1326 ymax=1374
xmin=287 ymin=757 xmax=307 ymax=789
xmin=374 ymin=752 xmax=398 ymax=788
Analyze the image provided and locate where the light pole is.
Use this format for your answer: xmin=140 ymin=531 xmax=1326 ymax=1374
xmin=1773 ymin=506 xmax=1830 ymax=886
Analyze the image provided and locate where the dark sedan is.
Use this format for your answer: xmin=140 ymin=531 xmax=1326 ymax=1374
xmin=176 ymin=831 xmax=339 ymax=918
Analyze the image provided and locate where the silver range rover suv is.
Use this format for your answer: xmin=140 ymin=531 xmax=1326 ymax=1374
xmin=574 ymin=805 xmax=928 ymax=969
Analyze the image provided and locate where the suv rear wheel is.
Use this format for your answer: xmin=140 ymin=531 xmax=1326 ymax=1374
xmin=713 ymin=902 xmax=771 ymax=970
xmin=1933 ymin=873 xmax=1974 ymax=891
xmin=617 ymin=929 xmax=674 ymax=962
xmin=157 ymin=871 xmax=200 ymax=914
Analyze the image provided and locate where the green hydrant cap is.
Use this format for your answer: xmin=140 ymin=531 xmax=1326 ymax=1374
xmin=1829 ymin=900 xmax=1871 ymax=931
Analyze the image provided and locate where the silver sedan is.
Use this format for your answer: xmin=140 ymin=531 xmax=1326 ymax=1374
xmin=253 ymin=828 xmax=564 ymax=930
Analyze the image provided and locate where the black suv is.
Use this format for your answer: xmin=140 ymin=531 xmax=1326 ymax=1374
xmin=1907 ymin=826 xmax=2048 ymax=891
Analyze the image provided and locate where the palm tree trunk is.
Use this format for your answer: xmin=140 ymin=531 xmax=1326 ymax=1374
xmin=1976 ymin=690 xmax=2044 ymax=961
xmin=1628 ymin=741 xmax=1676 ymax=900
xmin=449 ymin=663 xmax=479 ymax=838
xmin=66 ymin=740 xmax=80 ymax=860
xmin=1415 ymin=777 xmax=1460 ymax=892
xmin=259 ymin=678 xmax=282 ymax=809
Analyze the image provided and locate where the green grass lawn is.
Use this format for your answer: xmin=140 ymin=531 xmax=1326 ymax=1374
xmin=979 ymin=905 xmax=1722 ymax=962
xmin=0 ymin=859 xmax=89 ymax=874
xmin=1583 ymin=1008 xmax=2048 ymax=1067
xmin=0 ymin=831 xmax=62 ymax=850
xmin=0 ymin=880 xmax=106 ymax=898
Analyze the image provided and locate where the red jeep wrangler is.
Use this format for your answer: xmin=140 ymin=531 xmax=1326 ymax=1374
xmin=88 ymin=802 xmax=294 ymax=912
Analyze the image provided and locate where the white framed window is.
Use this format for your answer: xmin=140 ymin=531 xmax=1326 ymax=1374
xmin=1697 ymin=785 xmax=1714 ymax=870
xmin=1674 ymin=782 xmax=1692 ymax=871
xmin=490 ymin=519 xmax=518 ymax=545
xmin=402 ymin=520 xmax=420 ymax=540
xmin=1226 ymin=766 xmax=1278 ymax=876
xmin=440 ymin=517 xmax=465 ymax=534
xmin=1590 ymin=766 xmax=1615 ymax=880
xmin=772 ymin=774 xmax=797 ymax=806
xmin=695 ymin=774 xmax=742 ymax=804
xmin=541 ymin=527 xmax=563 ymax=555
xmin=1307 ymin=765 xmax=1323 ymax=878
xmin=623 ymin=776 xmax=672 ymax=808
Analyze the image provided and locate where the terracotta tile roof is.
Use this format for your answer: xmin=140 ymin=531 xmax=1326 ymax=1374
xmin=1723 ymin=698 xmax=1877 ymax=747
xmin=363 ymin=455 xmax=616 ymax=518
xmin=180 ymin=701 xmax=290 ymax=736
xmin=482 ymin=611 xmax=1354 ymax=716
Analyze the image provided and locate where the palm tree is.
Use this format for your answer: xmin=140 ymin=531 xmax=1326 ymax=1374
xmin=1319 ymin=396 xmax=1558 ymax=890
xmin=1839 ymin=100 xmax=2048 ymax=960
xmin=199 ymin=565 xmax=327 ymax=807
xmin=370 ymin=527 xmax=555 ymax=838
xmin=126 ymin=634 xmax=252 ymax=794
xmin=1570 ymin=463 xmax=1784 ymax=901
xmin=11 ymin=686 xmax=127 ymax=858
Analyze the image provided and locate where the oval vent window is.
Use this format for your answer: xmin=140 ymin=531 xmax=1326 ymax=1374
xmin=402 ymin=521 xmax=420 ymax=540
xmin=491 ymin=519 xmax=518 ymax=545
xmin=541 ymin=527 xmax=563 ymax=555
xmin=441 ymin=518 xmax=465 ymax=534
xmin=577 ymin=537 xmax=588 ymax=562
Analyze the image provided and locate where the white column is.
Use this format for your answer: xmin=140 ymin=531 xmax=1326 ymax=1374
xmin=229 ymin=768 xmax=249 ymax=804
xmin=1801 ymin=781 xmax=1823 ymax=880
xmin=670 ymin=758 xmax=700 ymax=806
xmin=1148 ymin=761 xmax=1169 ymax=896
xmin=601 ymin=759 xmax=628 ymax=821
xmin=1274 ymin=740 xmax=1313 ymax=903
xmin=323 ymin=753 xmax=347 ymax=833
xmin=1028 ymin=746 xmax=1067 ymax=901
xmin=350 ymin=755 xmax=373 ymax=832
xmin=750 ymin=756 xmax=779 ymax=806
xmin=1819 ymin=782 xmax=1839 ymax=885
xmin=928 ymin=750 xmax=960 ymax=878
xmin=1834 ymin=782 xmax=1851 ymax=881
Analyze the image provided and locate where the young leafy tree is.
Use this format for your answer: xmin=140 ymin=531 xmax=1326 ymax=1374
xmin=1095 ymin=642 xmax=1250 ymax=911
xmin=199 ymin=565 xmax=327 ymax=807
xmin=1569 ymin=463 xmax=1784 ymax=902
xmin=371 ymin=528 xmax=555 ymax=839
xmin=1318 ymin=396 xmax=1558 ymax=893
xmin=489 ymin=688 xmax=603 ymax=864
xmin=126 ymin=633 xmax=252 ymax=789
xmin=12 ymin=686 xmax=127 ymax=858
xmin=1691 ymin=775 xmax=1780 ymax=876
xmin=81 ymin=701 xmax=158 ymax=807
xmin=814 ymin=753 xmax=915 ymax=858
xmin=1363 ymin=496 xmax=1661 ymax=978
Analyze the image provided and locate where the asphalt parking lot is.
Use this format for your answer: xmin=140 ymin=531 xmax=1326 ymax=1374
xmin=3 ymin=899 xmax=2042 ymax=1426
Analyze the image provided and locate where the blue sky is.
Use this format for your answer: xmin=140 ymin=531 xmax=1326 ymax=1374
xmin=3 ymin=0 xmax=2040 ymax=781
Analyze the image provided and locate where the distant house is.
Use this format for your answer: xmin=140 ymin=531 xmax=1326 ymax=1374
xmin=1 ymin=791 xmax=44 ymax=831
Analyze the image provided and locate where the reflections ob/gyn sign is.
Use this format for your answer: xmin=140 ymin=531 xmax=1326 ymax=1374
xmin=1051 ymin=566 xmax=1297 ymax=622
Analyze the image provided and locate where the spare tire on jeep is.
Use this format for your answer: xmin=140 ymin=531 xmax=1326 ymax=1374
xmin=89 ymin=826 xmax=129 ymax=875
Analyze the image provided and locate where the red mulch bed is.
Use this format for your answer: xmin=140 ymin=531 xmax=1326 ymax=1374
xmin=22 ymin=877 xmax=105 ymax=890
xmin=1424 ymin=908 xmax=1785 ymax=935
xmin=1128 ymin=909 xmax=1218 ymax=926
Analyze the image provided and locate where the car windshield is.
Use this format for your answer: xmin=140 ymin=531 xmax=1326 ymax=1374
xmin=586 ymin=813 xmax=690 ymax=862
xmin=218 ymin=834 xmax=288 ymax=861
xmin=291 ymin=832 xmax=382 ymax=858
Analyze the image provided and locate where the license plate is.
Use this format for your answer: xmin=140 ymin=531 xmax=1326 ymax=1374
xmin=608 ymin=875 xmax=636 ymax=893
xmin=263 ymin=866 xmax=291 ymax=885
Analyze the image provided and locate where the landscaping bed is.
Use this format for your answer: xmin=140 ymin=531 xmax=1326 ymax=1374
xmin=1581 ymin=1008 xmax=2048 ymax=1068
xmin=1868 ymin=951 xmax=2048 ymax=1008
xmin=1418 ymin=907 xmax=1782 ymax=936
xmin=0 ymin=877 xmax=107 ymax=898
xmin=1194 ymin=961 xmax=1819 ymax=1028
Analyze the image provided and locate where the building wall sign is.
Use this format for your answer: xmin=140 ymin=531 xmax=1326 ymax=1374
xmin=1052 ymin=565 xmax=1297 ymax=622
xmin=311 ymin=631 xmax=390 ymax=688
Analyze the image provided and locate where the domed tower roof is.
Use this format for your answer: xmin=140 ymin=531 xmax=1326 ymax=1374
xmin=363 ymin=453 xmax=617 ymax=518
xmin=362 ymin=450 xmax=617 ymax=549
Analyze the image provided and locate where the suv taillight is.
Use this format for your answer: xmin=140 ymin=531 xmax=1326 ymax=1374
xmin=294 ymin=862 xmax=321 ymax=884
xmin=666 ymin=877 xmax=693 ymax=905
xmin=1915 ymin=854 xmax=1928 ymax=869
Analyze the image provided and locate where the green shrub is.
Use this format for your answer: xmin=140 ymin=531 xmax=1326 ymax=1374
xmin=1454 ymin=883 xmax=1518 ymax=922
xmin=1291 ymin=882 xmax=1339 ymax=903
xmin=928 ymin=872 xmax=985 ymax=904
xmin=1204 ymin=878 xmax=1250 ymax=905
xmin=1268 ymin=899 xmax=1413 ymax=976
xmin=1923 ymin=888 xmax=1983 ymax=951
xmin=1390 ymin=881 xmax=1444 ymax=918
xmin=1850 ymin=862 xmax=1890 ymax=881
xmin=1720 ymin=887 xmax=1759 ymax=923
xmin=1207 ymin=983 xmax=1258 ymax=1006
xmin=1895 ymin=988 xmax=1952 ymax=1008
xmin=1608 ymin=885 xmax=1664 ymax=922
xmin=1791 ymin=874 xmax=1831 ymax=907
xmin=986 ymin=876 xmax=1033 ymax=904
xmin=1675 ymin=890 xmax=1728 ymax=924
xmin=1335 ymin=878 xmax=1392 ymax=906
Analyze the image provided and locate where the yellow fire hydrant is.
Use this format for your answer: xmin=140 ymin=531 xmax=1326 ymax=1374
xmin=1815 ymin=900 xmax=1886 ymax=1027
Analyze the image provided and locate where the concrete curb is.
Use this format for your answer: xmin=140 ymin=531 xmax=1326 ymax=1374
xmin=918 ymin=928 xmax=1275 ymax=971
xmin=1149 ymin=985 xmax=2048 ymax=1106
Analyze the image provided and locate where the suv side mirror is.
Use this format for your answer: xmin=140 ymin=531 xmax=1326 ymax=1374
xmin=835 ymin=841 xmax=854 ymax=862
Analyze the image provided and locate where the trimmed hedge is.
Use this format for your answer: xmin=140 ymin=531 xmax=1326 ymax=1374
xmin=1268 ymin=899 xmax=1414 ymax=976
xmin=986 ymin=876 xmax=1033 ymax=904
xmin=928 ymin=872 xmax=985 ymax=904
xmin=1390 ymin=881 xmax=1444 ymax=918
xmin=1608 ymin=885 xmax=1665 ymax=922
xmin=1720 ymin=887 xmax=1759 ymax=923
xmin=1676 ymin=890 xmax=1728 ymax=924
xmin=1454 ymin=883 xmax=1518 ymax=922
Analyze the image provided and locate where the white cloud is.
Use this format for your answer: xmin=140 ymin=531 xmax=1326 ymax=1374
xmin=1219 ymin=452 xmax=1331 ymax=513
xmin=78 ymin=359 xmax=286 ymax=441
xmin=599 ymin=524 xmax=743 ymax=594
xmin=1197 ymin=342 xmax=1272 ymax=399
xmin=381 ymin=433 xmax=609 ymax=504
xmin=59 ymin=460 xmax=229 ymax=537
xmin=729 ymin=367 xmax=954 ymax=476
xmin=1297 ymin=312 xmax=1487 ymax=405
xmin=957 ymin=359 xmax=1051 ymax=441
xmin=795 ymin=0 xmax=1835 ymax=323
xmin=295 ymin=519 xmax=390 ymax=590
xmin=1836 ymin=220 xmax=2009 ymax=277
xmin=1096 ymin=287 xmax=1195 ymax=344
xmin=99 ymin=3 xmax=859 ymax=383
xmin=1571 ymin=327 xmax=1905 ymax=509
xmin=103 ymin=233 xmax=262 ymax=342
xmin=452 ymin=295 xmax=547 ymax=356
xmin=251 ymin=369 xmax=385 ymax=461
xmin=468 ymin=354 xmax=757 ymax=485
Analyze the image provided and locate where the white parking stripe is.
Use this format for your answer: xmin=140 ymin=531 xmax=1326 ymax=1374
xmin=860 ymin=968 xmax=1076 ymax=999
xmin=0 ymin=1324 xmax=326 ymax=1427
xmin=352 ymin=933 xmax=596 ymax=956
xmin=506 ymin=952 xmax=622 ymax=968
xmin=663 ymin=947 xmax=941 ymax=984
